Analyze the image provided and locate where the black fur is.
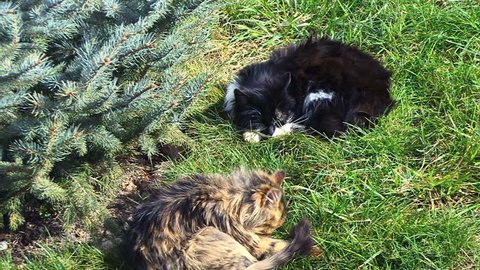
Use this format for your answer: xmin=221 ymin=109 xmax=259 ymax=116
xmin=224 ymin=36 xmax=395 ymax=139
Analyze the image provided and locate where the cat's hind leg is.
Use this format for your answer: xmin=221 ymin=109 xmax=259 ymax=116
xmin=184 ymin=226 xmax=257 ymax=270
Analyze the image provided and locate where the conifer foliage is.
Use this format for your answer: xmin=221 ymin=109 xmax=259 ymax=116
xmin=0 ymin=0 xmax=215 ymax=230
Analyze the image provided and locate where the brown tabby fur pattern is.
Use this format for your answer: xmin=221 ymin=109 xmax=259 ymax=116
xmin=126 ymin=169 xmax=314 ymax=270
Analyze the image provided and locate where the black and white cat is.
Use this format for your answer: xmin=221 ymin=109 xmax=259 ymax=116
xmin=224 ymin=36 xmax=395 ymax=142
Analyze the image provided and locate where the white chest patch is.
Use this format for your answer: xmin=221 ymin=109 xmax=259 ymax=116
xmin=303 ymin=90 xmax=334 ymax=108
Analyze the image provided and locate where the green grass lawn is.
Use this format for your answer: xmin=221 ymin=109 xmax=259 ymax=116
xmin=2 ymin=0 xmax=479 ymax=269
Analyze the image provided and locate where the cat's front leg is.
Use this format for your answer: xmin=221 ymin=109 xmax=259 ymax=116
xmin=271 ymin=123 xmax=305 ymax=137
xmin=236 ymin=120 xmax=268 ymax=143
xmin=243 ymin=131 xmax=263 ymax=143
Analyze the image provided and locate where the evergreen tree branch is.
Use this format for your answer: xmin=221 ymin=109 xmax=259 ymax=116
xmin=0 ymin=0 xmax=218 ymax=230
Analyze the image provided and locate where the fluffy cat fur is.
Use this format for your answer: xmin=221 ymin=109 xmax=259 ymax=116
xmin=126 ymin=169 xmax=315 ymax=270
xmin=224 ymin=36 xmax=395 ymax=142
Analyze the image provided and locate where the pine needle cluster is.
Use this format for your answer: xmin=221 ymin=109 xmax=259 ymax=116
xmin=0 ymin=0 xmax=216 ymax=230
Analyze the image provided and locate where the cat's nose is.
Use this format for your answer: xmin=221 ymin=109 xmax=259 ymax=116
xmin=267 ymin=125 xmax=276 ymax=135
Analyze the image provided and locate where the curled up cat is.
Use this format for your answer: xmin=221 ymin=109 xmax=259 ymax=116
xmin=126 ymin=169 xmax=317 ymax=270
xmin=224 ymin=36 xmax=395 ymax=142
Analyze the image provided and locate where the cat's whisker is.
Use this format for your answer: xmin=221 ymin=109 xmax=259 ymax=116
xmin=291 ymin=116 xmax=307 ymax=125
xmin=274 ymin=119 xmax=284 ymax=127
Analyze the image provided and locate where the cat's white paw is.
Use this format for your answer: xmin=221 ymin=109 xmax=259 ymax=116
xmin=243 ymin=131 xmax=262 ymax=143
xmin=272 ymin=126 xmax=291 ymax=137
xmin=272 ymin=123 xmax=304 ymax=137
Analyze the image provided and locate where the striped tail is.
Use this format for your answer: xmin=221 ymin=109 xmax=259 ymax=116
xmin=246 ymin=219 xmax=314 ymax=270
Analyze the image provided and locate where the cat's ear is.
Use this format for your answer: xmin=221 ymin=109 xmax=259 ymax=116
xmin=271 ymin=170 xmax=285 ymax=185
xmin=234 ymin=89 xmax=248 ymax=105
xmin=265 ymin=188 xmax=282 ymax=206
xmin=281 ymin=72 xmax=292 ymax=91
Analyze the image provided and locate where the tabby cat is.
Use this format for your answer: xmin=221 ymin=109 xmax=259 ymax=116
xmin=126 ymin=169 xmax=315 ymax=270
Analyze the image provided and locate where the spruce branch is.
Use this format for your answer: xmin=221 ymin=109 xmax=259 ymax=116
xmin=31 ymin=175 xmax=68 ymax=203
xmin=2 ymin=197 xmax=25 ymax=230
xmin=25 ymin=92 xmax=54 ymax=117
xmin=0 ymin=2 xmax=21 ymax=60
xmin=0 ymin=53 xmax=55 ymax=92
xmin=111 ymin=78 xmax=159 ymax=111
xmin=0 ymin=0 xmax=217 ymax=230
xmin=102 ymin=0 xmax=122 ymax=18
xmin=10 ymin=140 xmax=45 ymax=164
xmin=34 ymin=0 xmax=68 ymax=16
xmin=85 ymin=126 xmax=121 ymax=154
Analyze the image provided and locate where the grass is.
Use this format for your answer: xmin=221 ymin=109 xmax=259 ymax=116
xmin=0 ymin=243 xmax=123 ymax=270
xmin=168 ymin=0 xmax=480 ymax=268
xmin=2 ymin=0 xmax=479 ymax=269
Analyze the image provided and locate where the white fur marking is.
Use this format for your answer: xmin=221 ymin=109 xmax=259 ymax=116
xmin=272 ymin=123 xmax=303 ymax=137
xmin=305 ymin=90 xmax=334 ymax=104
xmin=243 ymin=131 xmax=262 ymax=143
xmin=224 ymin=80 xmax=240 ymax=113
